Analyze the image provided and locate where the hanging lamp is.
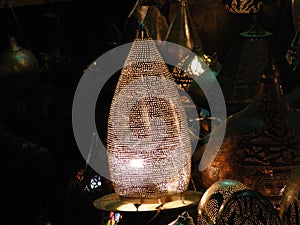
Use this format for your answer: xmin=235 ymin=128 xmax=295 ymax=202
xmin=94 ymin=24 xmax=201 ymax=212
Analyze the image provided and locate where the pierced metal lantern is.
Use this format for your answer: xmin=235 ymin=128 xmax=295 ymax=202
xmin=216 ymin=190 xmax=282 ymax=225
xmin=107 ymin=24 xmax=192 ymax=203
xmin=166 ymin=0 xmax=221 ymax=98
xmin=172 ymin=47 xmax=221 ymax=92
xmin=197 ymin=180 xmax=247 ymax=225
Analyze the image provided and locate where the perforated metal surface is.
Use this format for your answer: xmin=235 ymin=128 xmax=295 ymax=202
xmin=107 ymin=28 xmax=192 ymax=199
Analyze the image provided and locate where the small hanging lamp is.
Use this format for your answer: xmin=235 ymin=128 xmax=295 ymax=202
xmin=165 ymin=0 xmax=221 ymax=92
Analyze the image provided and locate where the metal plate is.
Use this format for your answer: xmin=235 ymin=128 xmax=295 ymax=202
xmin=93 ymin=190 xmax=202 ymax=212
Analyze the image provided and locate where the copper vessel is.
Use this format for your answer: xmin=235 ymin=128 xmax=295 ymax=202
xmin=201 ymin=61 xmax=300 ymax=206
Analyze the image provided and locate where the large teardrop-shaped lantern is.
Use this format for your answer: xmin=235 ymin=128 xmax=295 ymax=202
xmin=107 ymin=25 xmax=192 ymax=202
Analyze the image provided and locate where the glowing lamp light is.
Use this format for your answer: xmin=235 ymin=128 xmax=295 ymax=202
xmin=129 ymin=159 xmax=144 ymax=168
xmin=107 ymin=23 xmax=192 ymax=202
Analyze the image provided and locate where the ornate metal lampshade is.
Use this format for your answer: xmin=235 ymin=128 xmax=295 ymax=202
xmin=172 ymin=47 xmax=221 ymax=92
xmin=197 ymin=180 xmax=247 ymax=225
xmin=166 ymin=0 xmax=221 ymax=92
xmin=94 ymin=24 xmax=201 ymax=212
xmin=215 ymin=190 xmax=282 ymax=225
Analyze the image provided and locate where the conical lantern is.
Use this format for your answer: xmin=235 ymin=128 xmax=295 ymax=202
xmin=106 ymin=24 xmax=193 ymax=203
xmin=201 ymin=61 xmax=300 ymax=206
xmin=165 ymin=0 xmax=221 ymax=93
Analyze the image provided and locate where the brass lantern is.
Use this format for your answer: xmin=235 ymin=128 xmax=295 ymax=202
xmin=165 ymin=0 xmax=221 ymax=92
xmin=94 ymin=24 xmax=201 ymax=212
xmin=197 ymin=180 xmax=247 ymax=225
xmin=216 ymin=190 xmax=282 ymax=225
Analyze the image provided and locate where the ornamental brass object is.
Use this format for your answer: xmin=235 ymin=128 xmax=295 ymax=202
xmin=197 ymin=180 xmax=247 ymax=225
xmin=202 ymin=62 xmax=300 ymax=206
xmin=216 ymin=190 xmax=282 ymax=225
xmin=166 ymin=0 xmax=221 ymax=98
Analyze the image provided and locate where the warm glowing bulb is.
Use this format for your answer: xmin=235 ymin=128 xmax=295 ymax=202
xmin=129 ymin=159 xmax=144 ymax=168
